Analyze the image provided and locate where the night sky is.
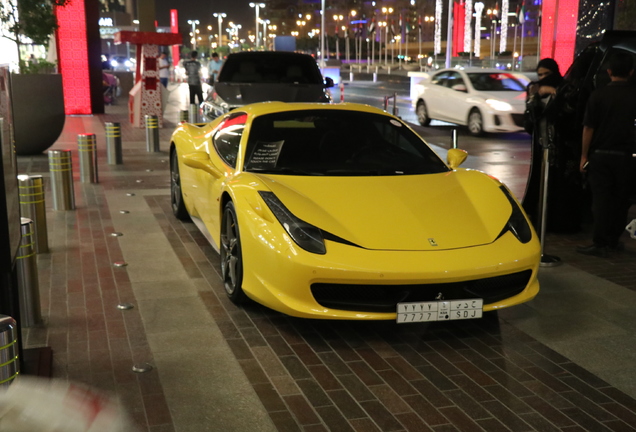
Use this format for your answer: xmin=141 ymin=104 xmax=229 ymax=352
xmin=155 ymin=0 xmax=255 ymax=34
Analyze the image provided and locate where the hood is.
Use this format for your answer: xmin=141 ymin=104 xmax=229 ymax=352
xmin=478 ymin=91 xmax=527 ymax=109
xmin=255 ymin=170 xmax=512 ymax=251
xmin=214 ymin=82 xmax=328 ymax=106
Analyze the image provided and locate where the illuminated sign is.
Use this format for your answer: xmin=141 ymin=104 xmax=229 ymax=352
xmin=56 ymin=0 xmax=92 ymax=114
xmin=99 ymin=17 xmax=113 ymax=26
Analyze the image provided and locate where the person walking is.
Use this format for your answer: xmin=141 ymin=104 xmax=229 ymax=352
xmin=577 ymin=51 xmax=636 ymax=257
xmin=158 ymin=52 xmax=170 ymax=88
xmin=208 ymin=52 xmax=223 ymax=84
xmin=522 ymin=58 xmax=583 ymax=234
xmin=184 ymin=51 xmax=203 ymax=105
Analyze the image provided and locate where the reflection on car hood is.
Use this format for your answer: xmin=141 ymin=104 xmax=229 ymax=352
xmin=215 ymin=82 xmax=327 ymax=106
xmin=255 ymin=170 xmax=511 ymax=251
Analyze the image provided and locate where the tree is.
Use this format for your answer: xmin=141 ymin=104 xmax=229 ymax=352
xmin=0 ymin=0 xmax=69 ymax=68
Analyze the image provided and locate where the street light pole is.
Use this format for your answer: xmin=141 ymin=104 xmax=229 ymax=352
xmin=250 ymin=3 xmax=265 ymax=50
xmin=213 ymin=13 xmax=227 ymax=49
xmin=382 ymin=7 xmax=393 ymax=66
xmin=187 ymin=19 xmax=200 ymax=50
xmin=320 ymin=0 xmax=326 ymax=69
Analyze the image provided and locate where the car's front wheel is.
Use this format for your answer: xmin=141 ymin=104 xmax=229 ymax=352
xmin=170 ymin=148 xmax=190 ymax=220
xmin=416 ymin=100 xmax=431 ymax=126
xmin=220 ymin=201 xmax=247 ymax=304
xmin=467 ymin=108 xmax=485 ymax=136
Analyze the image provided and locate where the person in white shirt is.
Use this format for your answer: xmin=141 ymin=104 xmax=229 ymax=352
xmin=158 ymin=52 xmax=170 ymax=87
xmin=208 ymin=52 xmax=223 ymax=84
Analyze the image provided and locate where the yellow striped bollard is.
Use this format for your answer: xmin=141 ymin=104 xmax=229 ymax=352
xmin=145 ymin=115 xmax=160 ymax=152
xmin=16 ymin=218 xmax=42 ymax=328
xmin=105 ymin=122 xmax=123 ymax=165
xmin=47 ymin=149 xmax=75 ymax=210
xmin=0 ymin=315 xmax=19 ymax=387
xmin=78 ymin=133 xmax=98 ymax=183
xmin=17 ymin=175 xmax=48 ymax=253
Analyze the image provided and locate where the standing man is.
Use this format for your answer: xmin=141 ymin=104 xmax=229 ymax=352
xmin=577 ymin=51 xmax=636 ymax=257
xmin=184 ymin=51 xmax=203 ymax=105
xmin=158 ymin=52 xmax=170 ymax=88
xmin=208 ymin=52 xmax=223 ymax=84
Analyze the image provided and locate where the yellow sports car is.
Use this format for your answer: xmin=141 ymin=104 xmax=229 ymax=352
xmin=169 ymin=102 xmax=540 ymax=322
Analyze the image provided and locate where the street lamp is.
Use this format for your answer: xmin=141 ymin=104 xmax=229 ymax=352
xmin=213 ymin=13 xmax=227 ymax=48
xmin=250 ymin=3 xmax=265 ymax=49
xmin=261 ymin=19 xmax=270 ymax=49
xmin=333 ymin=15 xmax=343 ymax=60
xmin=187 ymin=20 xmax=200 ymax=49
xmin=381 ymin=7 xmax=393 ymax=66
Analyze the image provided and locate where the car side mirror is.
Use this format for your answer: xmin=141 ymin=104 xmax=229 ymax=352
xmin=451 ymin=84 xmax=467 ymax=92
xmin=324 ymin=77 xmax=334 ymax=88
xmin=446 ymin=148 xmax=468 ymax=169
xmin=182 ymin=151 xmax=223 ymax=179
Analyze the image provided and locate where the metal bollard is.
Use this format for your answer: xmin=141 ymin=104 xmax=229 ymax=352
xmin=451 ymin=128 xmax=458 ymax=149
xmin=188 ymin=104 xmax=199 ymax=123
xmin=105 ymin=122 xmax=123 ymax=165
xmin=0 ymin=315 xmax=19 ymax=387
xmin=179 ymin=110 xmax=189 ymax=123
xmin=145 ymin=115 xmax=160 ymax=152
xmin=78 ymin=133 xmax=98 ymax=183
xmin=17 ymin=175 xmax=48 ymax=253
xmin=16 ymin=218 xmax=42 ymax=328
xmin=48 ymin=150 xmax=75 ymax=210
xmin=373 ymin=66 xmax=378 ymax=83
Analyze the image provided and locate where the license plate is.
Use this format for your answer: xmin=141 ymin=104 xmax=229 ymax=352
xmin=396 ymin=299 xmax=483 ymax=323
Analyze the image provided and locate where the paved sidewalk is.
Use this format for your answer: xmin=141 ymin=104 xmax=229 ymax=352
xmin=15 ymin=80 xmax=636 ymax=431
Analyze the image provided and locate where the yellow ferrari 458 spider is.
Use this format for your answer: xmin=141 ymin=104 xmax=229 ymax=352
xmin=169 ymin=102 xmax=540 ymax=322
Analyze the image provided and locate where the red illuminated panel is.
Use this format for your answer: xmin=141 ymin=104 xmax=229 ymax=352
xmin=56 ymin=1 xmax=92 ymax=115
xmin=540 ymin=0 xmax=579 ymax=72
xmin=171 ymin=9 xmax=180 ymax=69
xmin=453 ymin=1 xmax=465 ymax=57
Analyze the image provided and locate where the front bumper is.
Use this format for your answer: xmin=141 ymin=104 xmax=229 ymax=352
xmin=239 ymin=217 xmax=541 ymax=320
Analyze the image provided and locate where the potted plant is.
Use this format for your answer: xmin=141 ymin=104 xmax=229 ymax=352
xmin=1 ymin=0 xmax=69 ymax=155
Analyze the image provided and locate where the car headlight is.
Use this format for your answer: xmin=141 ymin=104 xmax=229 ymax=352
xmin=259 ymin=191 xmax=326 ymax=254
xmin=110 ymin=60 xmax=118 ymax=67
xmin=486 ymin=99 xmax=513 ymax=112
xmin=497 ymin=186 xmax=532 ymax=243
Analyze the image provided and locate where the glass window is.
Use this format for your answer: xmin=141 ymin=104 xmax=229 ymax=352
xmin=213 ymin=113 xmax=246 ymax=168
xmin=431 ymin=71 xmax=450 ymax=86
xmin=244 ymin=110 xmax=449 ymax=176
xmin=594 ymin=48 xmax=636 ymax=89
xmin=446 ymin=72 xmax=466 ymax=88
xmin=467 ymin=72 xmax=526 ymax=91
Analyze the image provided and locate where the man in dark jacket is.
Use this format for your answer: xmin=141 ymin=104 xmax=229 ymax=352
xmin=577 ymin=51 xmax=636 ymax=257
xmin=184 ymin=51 xmax=203 ymax=105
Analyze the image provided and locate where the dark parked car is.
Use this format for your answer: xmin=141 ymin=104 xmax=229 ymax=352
xmin=564 ymin=30 xmax=636 ymax=120
xmin=200 ymin=51 xmax=334 ymax=122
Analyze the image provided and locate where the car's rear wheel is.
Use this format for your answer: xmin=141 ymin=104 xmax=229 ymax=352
xmin=416 ymin=100 xmax=431 ymax=126
xmin=170 ymin=149 xmax=190 ymax=220
xmin=221 ymin=201 xmax=247 ymax=304
xmin=467 ymin=108 xmax=485 ymax=136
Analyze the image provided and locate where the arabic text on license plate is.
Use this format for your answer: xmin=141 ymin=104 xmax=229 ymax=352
xmin=396 ymin=299 xmax=483 ymax=323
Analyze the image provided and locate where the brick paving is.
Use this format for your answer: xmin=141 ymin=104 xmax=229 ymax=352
xmin=16 ymin=88 xmax=636 ymax=431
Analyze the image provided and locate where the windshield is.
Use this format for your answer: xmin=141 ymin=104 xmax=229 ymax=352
xmin=467 ymin=73 xmax=526 ymax=91
xmin=218 ymin=54 xmax=324 ymax=84
xmin=244 ymin=110 xmax=449 ymax=176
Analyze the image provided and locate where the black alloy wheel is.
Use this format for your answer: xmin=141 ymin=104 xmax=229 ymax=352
xmin=220 ymin=201 xmax=247 ymax=304
xmin=467 ymin=108 xmax=485 ymax=136
xmin=416 ymin=100 xmax=431 ymax=126
xmin=170 ymin=149 xmax=190 ymax=220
